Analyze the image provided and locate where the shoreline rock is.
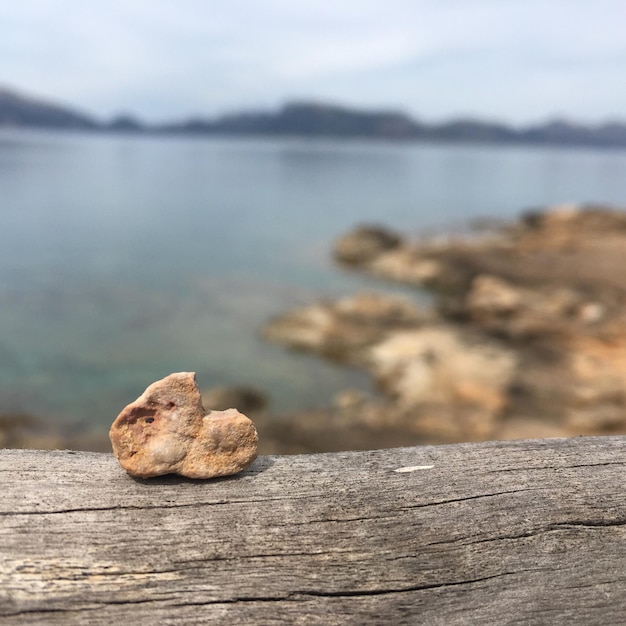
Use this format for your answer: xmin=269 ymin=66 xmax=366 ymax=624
xmin=263 ymin=204 xmax=626 ymax=450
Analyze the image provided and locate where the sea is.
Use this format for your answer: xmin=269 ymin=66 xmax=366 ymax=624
xmin=2 ymin=129 xmax=626 ymax=435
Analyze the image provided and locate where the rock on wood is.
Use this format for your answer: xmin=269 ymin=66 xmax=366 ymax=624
xmin=1 ymin=436 xmax=625 ymax=625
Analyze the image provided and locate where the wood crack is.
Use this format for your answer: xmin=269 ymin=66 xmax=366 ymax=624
xmin=1 ymin=607 xmax=101 ymax=619
xmin=0 ymin=494 xmax=312 ymax=517
xmin=487 ymin=460 xmax=626 ymax=474
xmin=291 ymin=513 xmax=399 ymax=526
xmin=295 ymin=569 xmax=540 ymax=598
xmin=399 ymin=487 xmax=536 ymax=511
xmin=421 ymin=518 xmax=626 ymax=549
xmin=166 ymin=570 xmax=541 ymax=608
xmin=1 ymin=595 xmax=180 ymax=618
xmin=547 ymin=519 xmax=626 ymax=529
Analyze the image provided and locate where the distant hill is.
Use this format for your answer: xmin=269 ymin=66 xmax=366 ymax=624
xmin=161 ymin=102 xmax=420 ymax=139
xmin=2 ymin=84 xmax=626 ymax=148
xmin=0 ymin=87 xmax=98 ymax=130
xmin=157 ymin=102 xmax=626 ymax=149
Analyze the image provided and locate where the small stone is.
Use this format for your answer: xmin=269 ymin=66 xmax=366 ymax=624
xmin=109 ymin=372 xmax=258 ymax=479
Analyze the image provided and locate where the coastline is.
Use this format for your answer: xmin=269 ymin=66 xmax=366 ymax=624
xmin=259 ymin=204 xmax=626 ymax=452
xmin=4 ymin=204 xmax=626 ymax=454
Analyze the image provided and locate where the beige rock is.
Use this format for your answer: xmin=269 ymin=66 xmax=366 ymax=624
xmin=258 ymin=206 xmax=626 ymax=451
xmin=109 ymin=372 xmax=258 ymax=479
xmin=263 ymin=291 xmax=427 ymax=364
xmin=333 ymin=225 xmax=402 ymax=265
xmin=367 ymin=327 xmax=516 ymax=410
xmin=370 ymin=250 xmax=443 ymax=285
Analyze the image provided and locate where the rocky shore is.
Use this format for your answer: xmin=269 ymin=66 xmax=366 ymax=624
xmin=258 ymin=205 xmax=626 ymax=452
xmin=4 ymin=205 xmax=626 ymax=455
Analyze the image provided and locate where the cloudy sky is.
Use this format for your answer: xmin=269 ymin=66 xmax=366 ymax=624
xmin=1 ymin=0 xmax=625 ymax=125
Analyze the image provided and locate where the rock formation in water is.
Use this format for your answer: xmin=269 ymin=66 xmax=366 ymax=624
xmin=262 ymin=205 xmax=626 ymax=451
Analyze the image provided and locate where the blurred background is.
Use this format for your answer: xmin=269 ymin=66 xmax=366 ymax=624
xmin=1 ymin=1 xmax=626 ymax=453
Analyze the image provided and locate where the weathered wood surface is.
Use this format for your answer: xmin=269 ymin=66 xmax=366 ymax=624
xmin=1 ymin=437 xmax=625 ymax=625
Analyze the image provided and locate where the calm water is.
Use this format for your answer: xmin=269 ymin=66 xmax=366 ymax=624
xmin=2 ymin=129 xmax=626 ymax=434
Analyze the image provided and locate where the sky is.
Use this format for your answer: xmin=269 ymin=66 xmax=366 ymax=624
xmin=1 ymin=0 xmax=625 ymax=125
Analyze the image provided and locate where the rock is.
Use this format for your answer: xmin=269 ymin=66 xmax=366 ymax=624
xmin=369 ymin=248 xmax=443 ymax=286
xmin=263 ymin=303 xmax=340 ymax=356
xmin=462 ymin=274 xmax=586 ymax=339
xmin=263 ymin=291 xmax=427 ymax=362
xmin=109 ymin=372 xmax=258 ymax=479
xmin=334 ymin=225 xmax=402 ymax=265
xmin=465 ymin=275 xmax=523 ymax=317
xmin=367 ymin=327 xmax=516 ymax=419
xmin=261 ymin=206 xmax=626 ymax=451
xmin=521 ymin=204 xmax=626 ymax=238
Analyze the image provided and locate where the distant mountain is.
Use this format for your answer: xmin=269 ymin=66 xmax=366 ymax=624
xmin=518 ymin=120 xmax=626 ymax=148
xmin=157 ymin=102 xmax=420 ymax=139
xmin=158 ymin=102 xmax=626 ymax=148
xmin=424 ymin=119 xmax=518 ymax=143
xmin=2 ymin=84 xmax=626 ymax=148
xmin=104 ymin=114 xmax=145 ymax=132
xmin=0 ymin=87 xmax=98 ymax=130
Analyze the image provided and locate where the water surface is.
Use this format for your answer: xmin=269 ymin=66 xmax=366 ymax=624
xmin=2 ymin=130 xmax=626 ymax=432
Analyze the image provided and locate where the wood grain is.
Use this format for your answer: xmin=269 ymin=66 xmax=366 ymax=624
xmin=1 ymin=437 xmax=625 ymax=625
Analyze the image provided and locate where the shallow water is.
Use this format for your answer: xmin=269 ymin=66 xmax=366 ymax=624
xmin=2 ymin=130 xmax=626 ymax=432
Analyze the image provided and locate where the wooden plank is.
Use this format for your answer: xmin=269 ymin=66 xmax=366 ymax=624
xmin=1 ymin=437 xmax=625 ymax=625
